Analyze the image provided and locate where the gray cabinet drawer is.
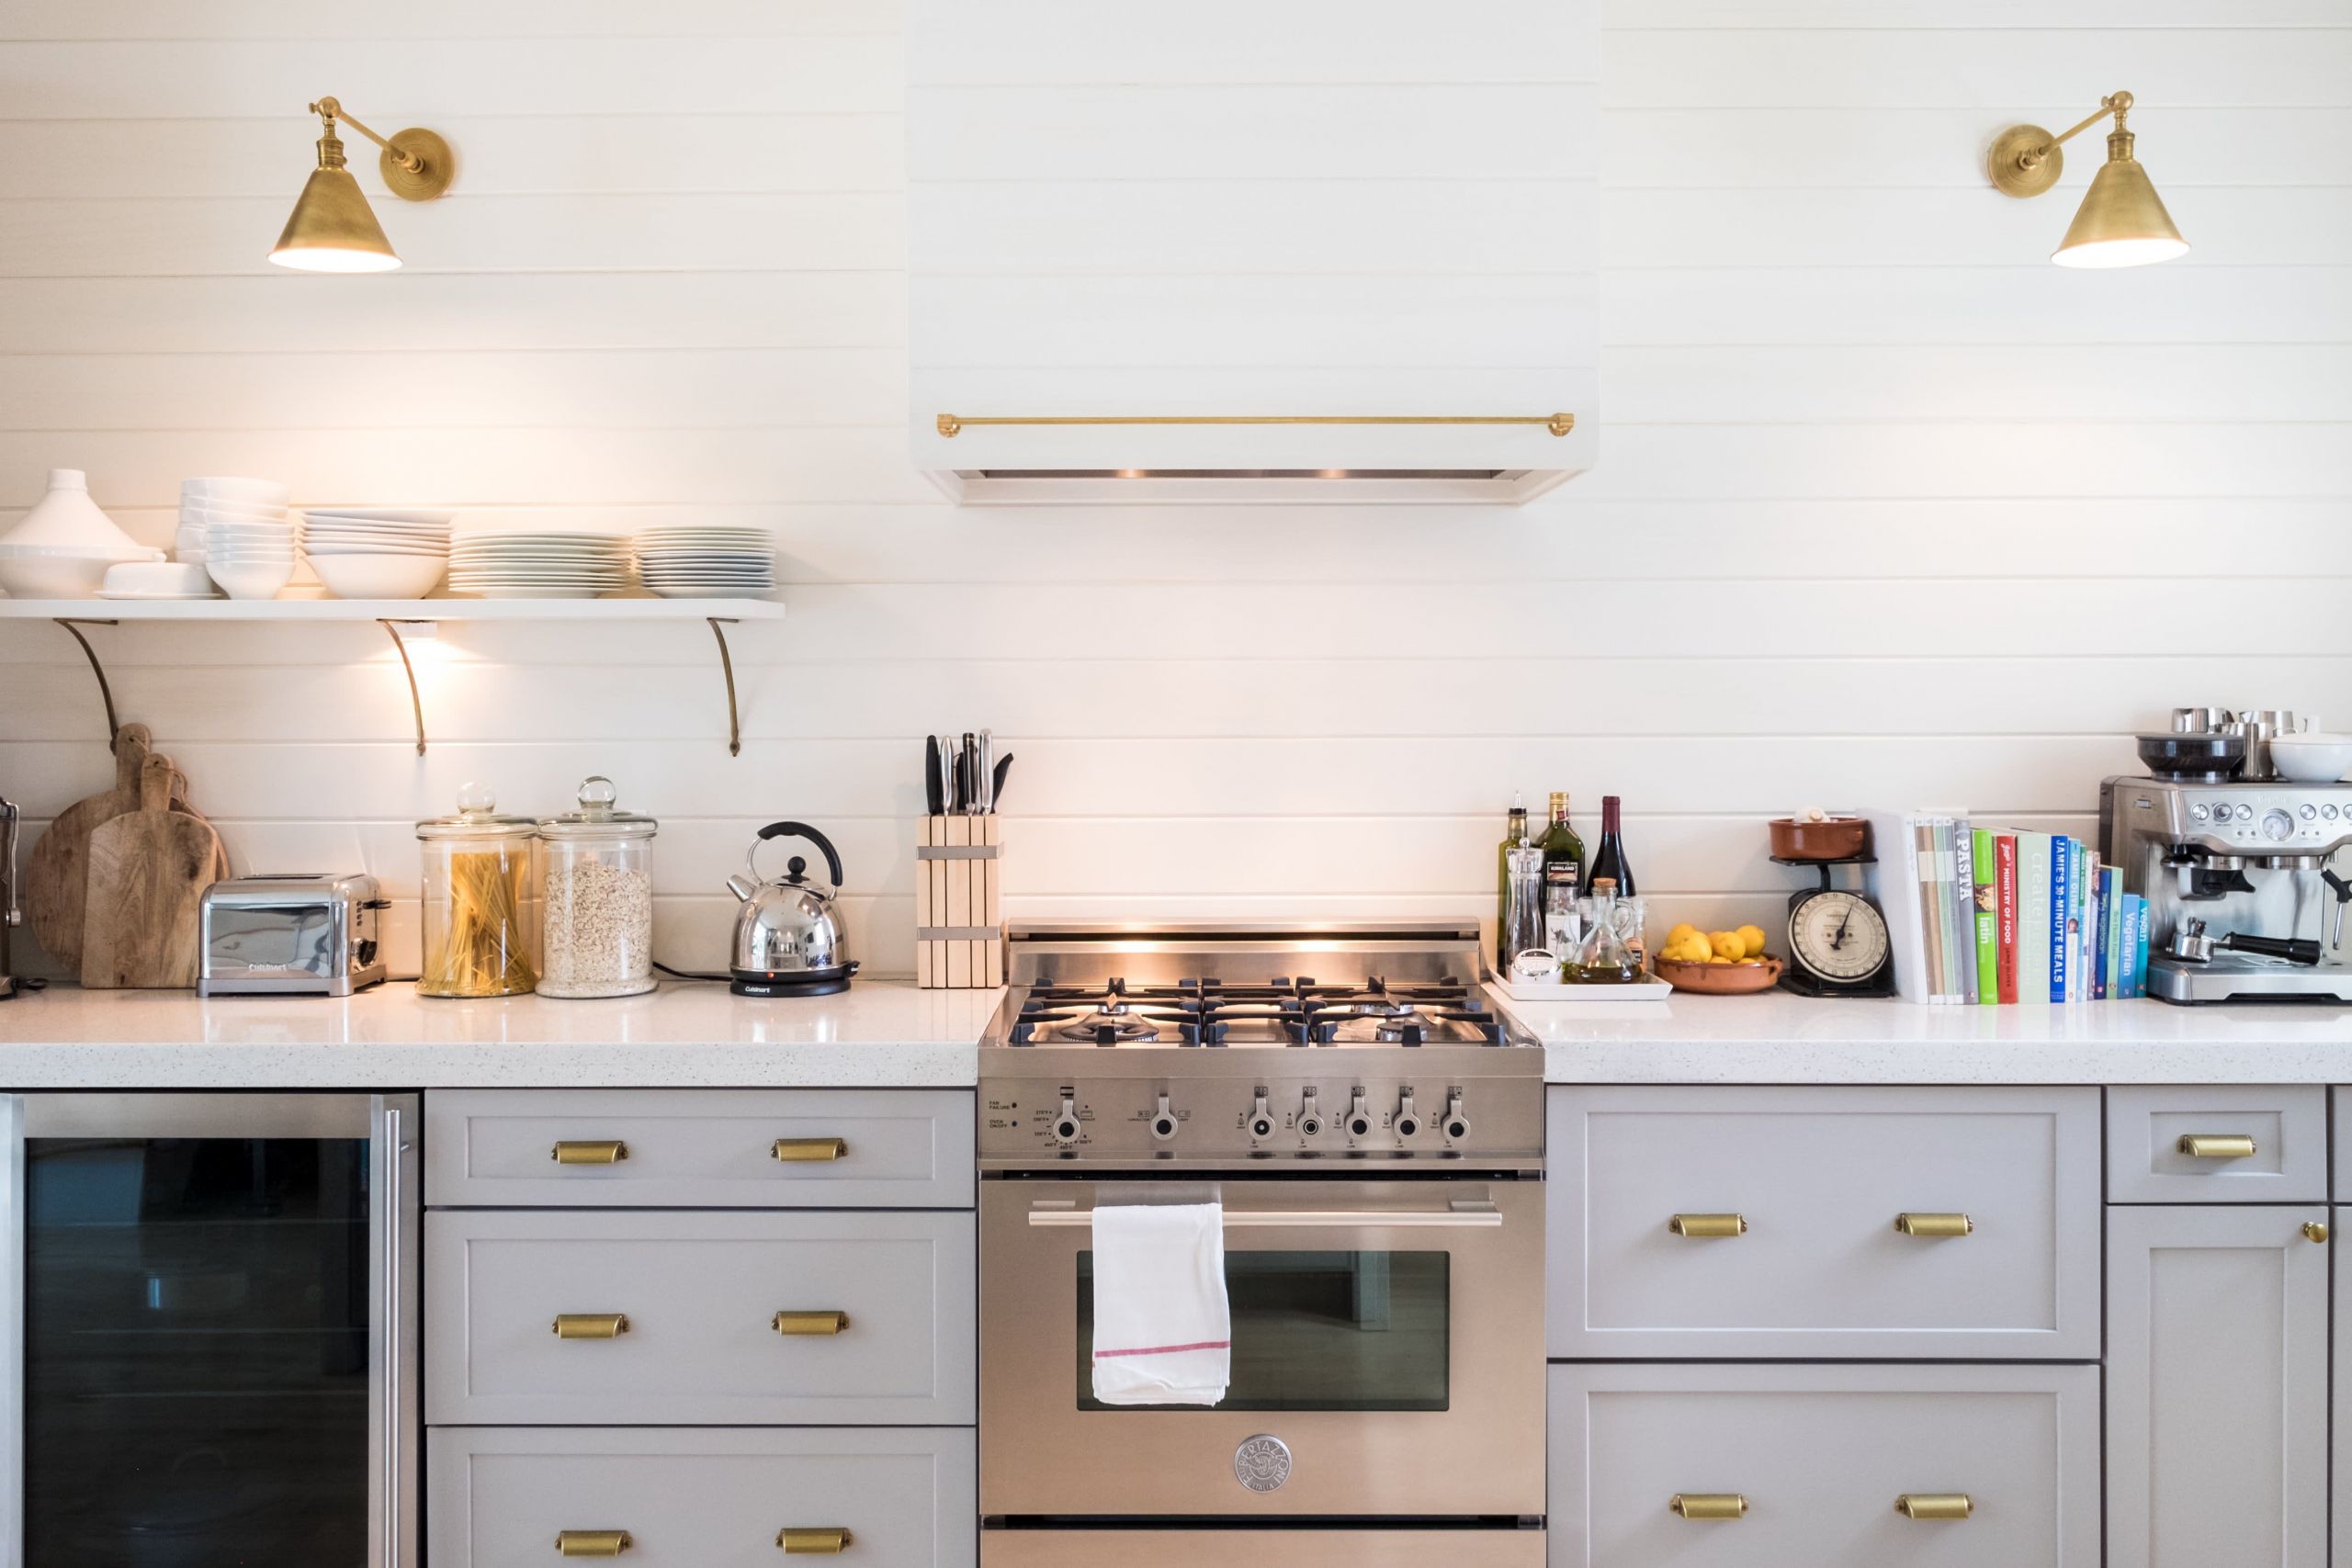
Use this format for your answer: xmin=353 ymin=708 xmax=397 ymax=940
xmin=425 ymin=1088 xmax=975 ymax=1209
xmin=425 ymin=1209 xmax=977 ymax=1426
xmin=2109 ymin=1085 xmax=2326 ymax=1202
xmin=1547 ymin=1086 xmax=2101 ymax=1359
xmin=1547 ymin=1362 xmax=2099 ymax=1568
xmin=429 ymin=1427 xmax=975 ymax=1568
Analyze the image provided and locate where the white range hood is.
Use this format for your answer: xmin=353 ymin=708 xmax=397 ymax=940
xmin=907 ymin=0 xmax=1599 ymax=505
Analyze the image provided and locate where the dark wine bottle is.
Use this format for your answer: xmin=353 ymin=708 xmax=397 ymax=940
xmin=1536 ymin=791 xmax=1585 ymax=897
xmin=1586 ymin=795 xmax=1634 ymax=897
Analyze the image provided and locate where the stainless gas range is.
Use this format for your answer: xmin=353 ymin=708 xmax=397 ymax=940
xmin=978 ymin=922 xmax=1546 ymax=1568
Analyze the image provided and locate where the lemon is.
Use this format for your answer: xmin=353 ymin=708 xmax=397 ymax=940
xmin=1736 ymin=924 xmax=1768 ymax=957
xmin=1707 ymin=954 xmax=1731 ymax=964
xmin=1667 ymin=922 xmax=1700 ymax=945
xmin=1709 ymin=931 xmax=1746 ymax=961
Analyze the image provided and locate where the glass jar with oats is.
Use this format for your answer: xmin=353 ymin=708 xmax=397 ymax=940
xmin=535 ymin=775 xmax=658 ymax=998
xmin=415 ymin=782 xmax=540 ymax=998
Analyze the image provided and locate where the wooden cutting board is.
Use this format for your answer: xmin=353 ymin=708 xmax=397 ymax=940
xmin=81 ymin=753 xmax=220 ymax=989
xmin=26 ymin=722 xmax=158 ymax=965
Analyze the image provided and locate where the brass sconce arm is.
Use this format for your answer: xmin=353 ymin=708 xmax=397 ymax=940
xmin=310 ymin=96 xmax=428 ymax=178
xmin=2007 ymin=91 xmax=2136 ymax=178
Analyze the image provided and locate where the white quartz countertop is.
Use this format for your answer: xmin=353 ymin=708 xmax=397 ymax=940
xmin=4 ymin=979 xmax=2347 ymax=1089
xmin=1492 ymin=986 xmax=2352 ymax=1084
xmin=0 ymin=980 xmax=1001 ymax=1089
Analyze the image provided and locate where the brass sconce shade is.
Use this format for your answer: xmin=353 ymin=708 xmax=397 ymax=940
xmin=269 ymin=96 xmax=454 ymax=274
xmin=1987 ymin=91 xmax=2188 ymax=269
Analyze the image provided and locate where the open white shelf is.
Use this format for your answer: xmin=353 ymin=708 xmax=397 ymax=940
xmin=0 ymin=596 xmax=784 ymax=621
xmin=6 ymin=595 xmax=781 ymax=755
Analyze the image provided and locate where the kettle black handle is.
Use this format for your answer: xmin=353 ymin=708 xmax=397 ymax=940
xmin=756 ymin=821 xmax=844 ymax=889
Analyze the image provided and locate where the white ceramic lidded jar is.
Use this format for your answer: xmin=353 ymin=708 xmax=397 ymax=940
xmin=0 ymin=468 xmax=163 ymax=599
xmin=536 ymin=776 xmax=658 ymax=998
xmin=414 ymin=782 xmax=540 ymax=998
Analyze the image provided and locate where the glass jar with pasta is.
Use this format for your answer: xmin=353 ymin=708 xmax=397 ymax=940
xmin=415 ymin=782 xmax=539 ymax=998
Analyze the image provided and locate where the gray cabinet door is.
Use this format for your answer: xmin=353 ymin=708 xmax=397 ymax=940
xmin=1547 ymin=1361 xmax=2099 ymax=1567
xmin=2109 ymin=1204 xmax=2328 ymax=1568
xmin=426 ymin=1209 xmax=978 ymax=1426
xmin=2108 ymin=1085 xmax=2327 ymax=1203
xmin=425 ymin=1088 xmax=975 ymax=1209
xmin=429 ymin=1427 xmax=976 ymax=1568
xmin=1548 ymin=1085 xmax=2102 ymax=1359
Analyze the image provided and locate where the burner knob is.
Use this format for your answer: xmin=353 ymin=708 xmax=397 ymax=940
xmin=1248 ymin=1091 xmax=1275 ymax=1142
xmin=1150 ymin=1093 xmax=1180 ymax=1142
xmin=1345 ymin=1089 xmax=1374 ymax=1140
xmin=1442 ymin=1091 xmax=1471 ymax=1144
xmin=1050 ymin=1097 xmax=1082 ymax=1145
xmin=1296 ymin=1090 xmax=1323 ymax=1139
xmin=1394 ymin=1091 xmax=1421 ymax=1140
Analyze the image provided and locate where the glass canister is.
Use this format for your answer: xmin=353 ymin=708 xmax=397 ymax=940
xmin=536 ymin=775 xmax=658 ymax=999
xmin=415 ymin=782 xmax=539 ymax=998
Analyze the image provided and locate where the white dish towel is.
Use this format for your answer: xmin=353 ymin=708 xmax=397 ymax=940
xmin=1090 ymin=1201 xmax=1230 ymax=1406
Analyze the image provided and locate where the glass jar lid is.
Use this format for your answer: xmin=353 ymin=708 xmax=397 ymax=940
xmin=537 ymin=775 xmax=658 ymax=840
xmin=416 ymin=780 xmax=539 ymax=841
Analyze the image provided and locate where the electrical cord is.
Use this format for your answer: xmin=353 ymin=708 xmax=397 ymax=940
xmin=654 ymin=961 xmax=733 ymax=984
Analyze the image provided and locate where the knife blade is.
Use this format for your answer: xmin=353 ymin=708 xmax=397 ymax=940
xmin=961 ymin=732 xmax=978 ymax=815
xmin=977 ymin=729 xmax=993 ymax=814
xmin=990 ymin=752 xmax=1012 ymax=812
xmin=924 ymin=736 xmax=944 ymax=817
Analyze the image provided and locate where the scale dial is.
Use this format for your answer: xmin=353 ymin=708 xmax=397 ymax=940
xmin=1788 ymin=888 xmax=1892 ymax=986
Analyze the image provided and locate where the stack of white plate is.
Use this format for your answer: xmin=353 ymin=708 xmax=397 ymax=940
xmin=632 ymin=525 xmax=778 ymax=599
xmin=300 ymin=507 xmax=455 ymax=600
xmin=447 ymin=530 xmax=631 ymax=599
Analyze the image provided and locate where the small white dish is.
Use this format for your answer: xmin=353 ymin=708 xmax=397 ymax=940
xmin=206 ymin=557 xmax=295 ymax=601
xmin=102 ymin=560 xmax=216 ymax=597
xmin=2271 ymin=734 xmax=2352 ymax=784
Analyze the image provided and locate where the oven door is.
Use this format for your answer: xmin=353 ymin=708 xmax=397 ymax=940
xmin=980 ymin=1176 xmax=1544 ymax=1518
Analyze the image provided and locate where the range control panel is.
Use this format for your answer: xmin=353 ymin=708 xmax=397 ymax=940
xmin=979 ymin=1068 xmax=1543 ymax=1167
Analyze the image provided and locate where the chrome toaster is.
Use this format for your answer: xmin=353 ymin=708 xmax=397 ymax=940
xmin=198 ymin=874 xmax=389 ymax=997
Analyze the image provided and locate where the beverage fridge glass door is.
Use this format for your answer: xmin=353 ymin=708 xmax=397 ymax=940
xmin=0 ymin=1092 xmax=420 ymax=1568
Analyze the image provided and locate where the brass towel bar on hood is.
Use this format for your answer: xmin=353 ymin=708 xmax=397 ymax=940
xmin=934 ymin=412 xmax=1576 ymax=437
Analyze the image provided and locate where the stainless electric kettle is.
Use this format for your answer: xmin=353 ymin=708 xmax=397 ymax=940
xmin=726 ymin=821 xmax=858 ymax=998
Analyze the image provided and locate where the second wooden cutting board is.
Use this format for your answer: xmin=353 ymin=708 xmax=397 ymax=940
xmin=81 ymin=753 xmax=220 ymax=989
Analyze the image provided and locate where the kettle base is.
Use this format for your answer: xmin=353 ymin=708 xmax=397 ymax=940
xmin=729 ymin=963 xmax=858 ymax=998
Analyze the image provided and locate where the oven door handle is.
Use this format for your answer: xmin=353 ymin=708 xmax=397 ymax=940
xmin=1027 ymin=1200 xmax=1502 ymax=1229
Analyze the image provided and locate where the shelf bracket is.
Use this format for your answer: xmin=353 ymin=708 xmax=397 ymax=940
xmin=51 ymin=618 xmax=123 ymax=750
xmin=708 ymin=617 xmax=742 ymax=757
xmin=378 ymin=619 xmax=428 ymax=755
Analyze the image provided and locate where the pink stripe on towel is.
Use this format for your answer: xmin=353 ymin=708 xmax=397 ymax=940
xmin=1094 ymin=1339 xmax=1231 ymax=1359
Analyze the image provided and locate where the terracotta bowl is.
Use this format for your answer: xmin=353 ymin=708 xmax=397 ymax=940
xmin=1768 ymin=817 xmax=1869 ymax=860
xmin=1653 ymin=954 xmax=1783 ymax=995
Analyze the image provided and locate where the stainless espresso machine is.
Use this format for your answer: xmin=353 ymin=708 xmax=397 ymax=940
xmin=2101 ymin=773 xmax=2352 ymax=1004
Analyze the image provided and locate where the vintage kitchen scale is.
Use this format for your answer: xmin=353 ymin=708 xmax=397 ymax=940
xmin=1772 ymin=827 xmax=1895 ymax=998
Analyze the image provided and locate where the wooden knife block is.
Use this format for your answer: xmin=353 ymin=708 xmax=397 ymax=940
xmin=916 ymin=816 xmax=1001 ymax=988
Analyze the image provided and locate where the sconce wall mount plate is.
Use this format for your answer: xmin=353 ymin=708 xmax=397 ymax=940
xmin=1988 ymin=124 xmax=2066 ymax=199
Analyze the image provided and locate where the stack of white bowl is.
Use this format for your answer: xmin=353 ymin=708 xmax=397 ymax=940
xmin=300 ymin=508 xmax=454 ymax=600
xmin=182 ymin=477 xmax=298 ymax=601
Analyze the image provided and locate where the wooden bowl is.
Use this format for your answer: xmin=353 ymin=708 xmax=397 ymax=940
xmin=1653 ymin=954 xmax=1783 ymax=995
xmin=1768 ymin=817 xmax=1869 ymax=860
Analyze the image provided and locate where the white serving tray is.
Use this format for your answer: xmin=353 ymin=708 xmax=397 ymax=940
xmin=1491 ymin=975 xmax=1675 ymax=1003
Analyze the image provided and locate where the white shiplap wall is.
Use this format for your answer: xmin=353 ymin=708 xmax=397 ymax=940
xmin=1 ymin=0 xmax=2347 ymax=979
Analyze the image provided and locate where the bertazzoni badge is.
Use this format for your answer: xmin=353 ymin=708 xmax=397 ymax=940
xmin=1233 ymin=1434 xmax=1293 ymax=1493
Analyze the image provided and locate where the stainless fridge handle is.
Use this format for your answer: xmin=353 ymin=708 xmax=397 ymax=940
xmin=1027 ymin=1200 xmax=1501 ymax=1229
xmin=1 ymin=1094 xmax=23 ymax=1568
xmin=371 ymin=1100 xmax=415 ymax=1568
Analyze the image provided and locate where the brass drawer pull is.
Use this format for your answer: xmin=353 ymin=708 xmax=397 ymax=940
xmin=555 ymin=1530 xmax=633 ymax=1556
xmin=2305 ymin=1221 xmax=2330 ymax=1245
xmin=1895 ymin=1494 xmax=1974 ymax=1520
xmin=778 ymin=1528 xmax=853 ymax=1553
xmin=1668 ymin=1494 xmax=1747 ymax=1520
xmin=1894 ymin=1212 xmax=1974 ymax=1237
xmin=773 ymin=1137 xmax=848 ymax=1163
xmin=552 ymin=1314 xmax=629 ymax=1339
xmin=553 ymin=1140 xmax=628 ymax=1165
xmin=1668 ymin=1213 xmax=1747 ymax=1238
xmin=774 ymin=1310 xmax=850 ymax=1337
xmin=2179 ymin=1134 xmax=2257 ymax=1159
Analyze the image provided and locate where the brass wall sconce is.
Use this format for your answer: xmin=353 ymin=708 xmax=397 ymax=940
xmin=1987 ymin=91 xmax=2187 ymax=268
xmin=269 ymin=96 xmax=455 ymax=273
